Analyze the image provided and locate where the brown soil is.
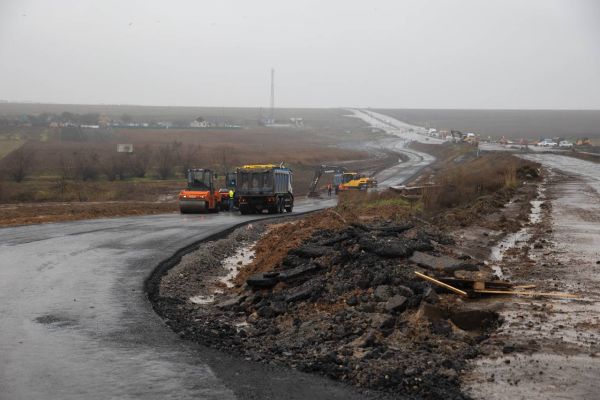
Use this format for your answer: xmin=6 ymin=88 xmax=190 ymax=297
xmin=0 ymin=201 xmax=178 ymax=227
xmin=233 ymin=209 xmax=348 ymax=287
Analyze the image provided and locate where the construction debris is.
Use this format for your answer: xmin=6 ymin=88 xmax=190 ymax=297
xmin=415 ymin=271 xmax=579 ymax=299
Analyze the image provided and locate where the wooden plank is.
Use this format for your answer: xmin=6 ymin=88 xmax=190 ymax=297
xmin=414 ymin=271 xmax=468 ymax=297
xmin=513 ymin=284 xmax=537 ymax=290
xmin=438 ymin=277 xmax=512 ymax=290
xmin=474 ymin=289 xmax=579 ymax=299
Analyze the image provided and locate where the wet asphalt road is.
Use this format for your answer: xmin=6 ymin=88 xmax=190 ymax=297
xmin=519 ymin=153 xmax=600 ymax=192
xmin=349 ymin=109 xmax=437 ymax=189
xmin=2 ymin=199 xmax=397 ymax=400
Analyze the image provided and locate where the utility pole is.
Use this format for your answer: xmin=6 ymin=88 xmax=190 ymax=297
xmin=269 ymin=68 xmax=275 ymax=122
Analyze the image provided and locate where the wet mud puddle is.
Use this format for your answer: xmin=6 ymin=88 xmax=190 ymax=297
xmin=190 ymin=244 xmax=255 ymax=305
xmin=487 ymin=181 xmax=546 ymax=280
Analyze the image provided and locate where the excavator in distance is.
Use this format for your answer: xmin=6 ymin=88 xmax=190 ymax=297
xmin=308 ymin=165 xmax=377 ymax=196
xmin=179 ymin=169 xmax=221 ymax=213
xmin=307 ymin=165 xmax=347 ymax=197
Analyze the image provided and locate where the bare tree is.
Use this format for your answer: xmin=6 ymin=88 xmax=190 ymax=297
xmin=155 ymin=142 xmax=180 ymax=179
xmin=213 ymin=145 xmax=237 ymax=173
xmin=52 ymin=155 xmax=73 ymax=200
xmin=5 ymin=146 xmax=35 ymax=183
xmin=72 ymin=150 xmax=100 ymax=181
xmin=102 ymin=154 xmax=128 ymax=181
xmin=129 ymin=145 xmax=153 ymax=178
xmin=179 ymin=144 xmax=202 ymax=175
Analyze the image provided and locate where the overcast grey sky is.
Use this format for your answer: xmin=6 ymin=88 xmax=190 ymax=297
xmin=1 ymin=0 xmax=599 ymax=109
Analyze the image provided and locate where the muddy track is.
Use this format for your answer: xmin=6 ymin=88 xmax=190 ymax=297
xmin=463 ymin=155 xmax=600 ymax=399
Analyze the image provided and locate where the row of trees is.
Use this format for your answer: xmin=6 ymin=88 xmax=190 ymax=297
xmin=0 ymin=112 xmax=106 ymax=127
xmin=1 ymin=142 xmax=239 ymax=183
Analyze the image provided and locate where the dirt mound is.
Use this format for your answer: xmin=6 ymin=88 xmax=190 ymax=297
xmin=154 ymin=219 xmax=500 ymax=399
xmin=233 ymin=209 xmax=348 ymax=286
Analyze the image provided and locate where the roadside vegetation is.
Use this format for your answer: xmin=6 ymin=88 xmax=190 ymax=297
xmin=0 ymin=128 xmax=366 ymax=205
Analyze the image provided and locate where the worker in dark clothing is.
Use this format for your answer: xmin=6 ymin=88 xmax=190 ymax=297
xmin=327 ymin=183 xmax=332 ymax=197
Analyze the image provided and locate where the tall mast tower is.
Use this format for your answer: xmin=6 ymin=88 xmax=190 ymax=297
xmin=269 ymin=68 xmax=275 ymax=122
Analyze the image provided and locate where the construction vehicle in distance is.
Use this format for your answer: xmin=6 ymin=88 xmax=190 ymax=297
xmin=576 ymin=137 xmax=592 ymax=146
xmin=179 ymin=169 xmax=221 ymax=213
xmin=450 ymin=130 xmax=479 ymax=145
xmin=338 ymin=172 xmax=378 ymax=192
xmin=308 ymin=165 xmax=347 ymax=197
xmin=236 ymin=164 xmax=294 ymax=214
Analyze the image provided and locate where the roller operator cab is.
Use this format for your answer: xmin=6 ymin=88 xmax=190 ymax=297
xmin=179 ymin=169 xmax=221 ymax=213
xmin=236 ymin=164 xmax=294 ymax=215
xmin=338 ymin=172 xmax=378 ymax=191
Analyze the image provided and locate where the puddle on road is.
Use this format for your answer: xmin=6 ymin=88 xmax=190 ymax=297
xmin=34 ymin=314 xmax=77 ymax=327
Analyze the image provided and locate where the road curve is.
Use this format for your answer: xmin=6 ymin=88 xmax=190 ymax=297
xmin=2 ymin=198 xmax=388 ymax=400
xmin=0 ymin=112 xmax=440 ymax=399
xmin=347 ymin=109 xmax=437 ymax=189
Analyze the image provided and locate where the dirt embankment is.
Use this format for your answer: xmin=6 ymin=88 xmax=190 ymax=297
xmin=0 ymin=201 xmax=179 ymax=227
xmin=148 ymin=152 xmax=542 ymax=398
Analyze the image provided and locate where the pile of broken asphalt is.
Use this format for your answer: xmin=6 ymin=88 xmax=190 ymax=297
xmin=152 ymin=221 xmax=502 ymax=399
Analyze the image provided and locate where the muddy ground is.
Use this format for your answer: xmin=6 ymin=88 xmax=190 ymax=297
xmin=464 ymin=167 xmax=600 ymax=399
xmin=0 ymin=200 xmax=179 ymax=227
xmin=149 ymin=169 xmax=547 ymax=399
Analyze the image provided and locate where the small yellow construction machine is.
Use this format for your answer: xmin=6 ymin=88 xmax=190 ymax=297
xmin=337 ymin=172 xmax=378 ymax=192
xmin=178 ymin=169 xmax=221 ymax=213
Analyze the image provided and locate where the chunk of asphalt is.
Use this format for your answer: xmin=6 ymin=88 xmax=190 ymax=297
xmin=409 ymin=251 xmax=475 ymax=273
xmin=373 ymin=285 xmax=392 ymax=302
xmin=289 ymin=245 xmax=331 ymax=258
xmin=246 ymin=273 xmax=279 ymax=289
xmin=216 ymin=295 xmax=246 ymax=310
xmin=374 ymin=224 xmax=414 ymax=235
xmin=278 ymin=263 xmax=320 ymax=282
xmin=284 ymin=281 xmax=321 ymax=303
xmin=349 ymin=329 xmax=377 ymax=348
xmin=384 ymin=295 xmax=407 ymax=313
xmin=369 ymin=313 xmax=396 ymax=330
xmin=375 ymin=244 xmax=412 ymax=258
